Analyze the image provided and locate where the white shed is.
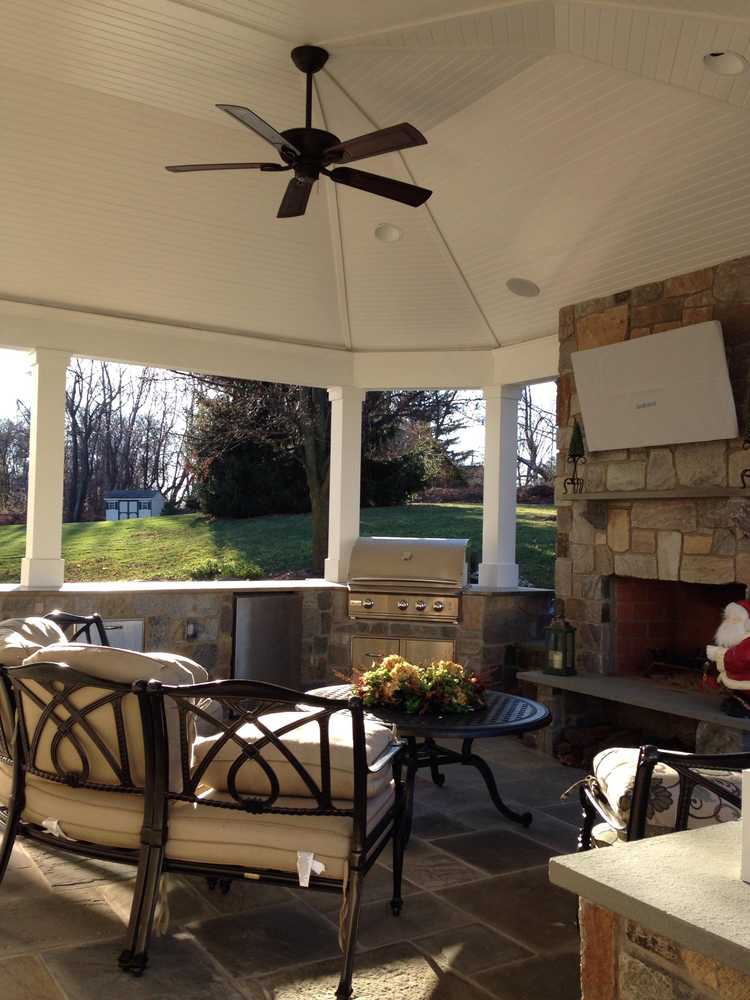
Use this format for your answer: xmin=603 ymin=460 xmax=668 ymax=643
xmin=103 ymin=490 xmax=165 ymax=522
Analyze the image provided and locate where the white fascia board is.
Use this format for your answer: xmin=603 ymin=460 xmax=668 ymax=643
xmin=0 ymin=299 xmax=353 ymax=388
xmin=491 ymin=335 xmax=558 ymax=387
xmin=351 ymin=349 xmax=493 ymax=390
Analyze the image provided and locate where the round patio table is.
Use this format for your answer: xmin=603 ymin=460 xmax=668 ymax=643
xmin=308 ymin=685 xmax=551 ymax=830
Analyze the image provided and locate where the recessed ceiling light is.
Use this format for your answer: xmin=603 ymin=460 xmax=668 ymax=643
xmin=703 ymin=51 xmax=748 ymax=76
xmin=506 ymin=277 xmax=540 ymax=298
xmin=374 ymin=223 xmax=402 ymax=243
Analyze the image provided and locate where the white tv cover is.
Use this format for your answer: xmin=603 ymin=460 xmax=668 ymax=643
xmin=571 ymin=321 xmax=738 ymax=452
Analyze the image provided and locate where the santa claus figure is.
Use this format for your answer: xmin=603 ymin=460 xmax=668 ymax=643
xmin=706 ymin=600 xmax=750 ymax=713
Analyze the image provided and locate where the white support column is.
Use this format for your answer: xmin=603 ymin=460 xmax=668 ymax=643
xmin=479 ymin=384 xmax=523 ymax=589
xmin=324 ymin=385 xmax=365 ymax=583
xmin=21 ymin=348 xmax=69 ymax=589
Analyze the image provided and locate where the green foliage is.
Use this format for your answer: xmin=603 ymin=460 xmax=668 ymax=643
xmin=197 ymin=441 xmax=309 ymax=518
xmin=185 ymin=555 xmax=262 ymax=581
xmin=362 ymin=451 xmax=430 ymax=507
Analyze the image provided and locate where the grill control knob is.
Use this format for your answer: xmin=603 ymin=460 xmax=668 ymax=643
xmin=397 ymin=600 xmax=409 ymax=611
xmin=362 ymin=598 xmax=374 ymax=610
xmin=415 ymin=600 xmax=427 ymax=612
xmin=432 ymin=600 xmax=445 ymax=612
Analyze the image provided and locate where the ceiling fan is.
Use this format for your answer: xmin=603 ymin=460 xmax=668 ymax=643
xmin=165 ymin=45 xmax=432 ymax=218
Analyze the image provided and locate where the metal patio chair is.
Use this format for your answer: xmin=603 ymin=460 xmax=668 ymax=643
xmin=121 ymin=678 xmax=408 ymax=999
xmin=576 ymin=744 xmax=746 ymax=849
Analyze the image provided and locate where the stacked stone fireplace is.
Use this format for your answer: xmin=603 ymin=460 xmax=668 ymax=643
xmin=556 ymin=255 xmax=750 ymax=681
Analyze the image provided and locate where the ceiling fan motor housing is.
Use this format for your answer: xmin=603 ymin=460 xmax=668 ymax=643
xmin=290 ymin=45 xmax=330 ymax=76
xmin=280 ymin=127 xmax=341 ymax=178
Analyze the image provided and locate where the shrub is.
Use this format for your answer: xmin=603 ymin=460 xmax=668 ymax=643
xmin=197 ymin=442 xmax=310 ymax=518
xmin=186 ymin=556 xmax=262 ymax=581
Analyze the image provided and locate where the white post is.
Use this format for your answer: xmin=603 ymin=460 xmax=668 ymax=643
xmin=324 ymin=386 xmax=365 ymax=583
xmin=20 ymin=348 xmax=69 ymax=588
xmin=479 ymin=384 xmax=522 ymax=589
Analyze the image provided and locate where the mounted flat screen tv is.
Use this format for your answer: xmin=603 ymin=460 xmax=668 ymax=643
xmin=571 ymin=320 xmax=738 ymax=452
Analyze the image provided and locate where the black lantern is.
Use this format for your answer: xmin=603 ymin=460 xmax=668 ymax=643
xmin=544 ymin=601 xmax=576 ymax=676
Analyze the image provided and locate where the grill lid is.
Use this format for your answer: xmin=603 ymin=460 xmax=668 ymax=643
xmin=348 ymin=536 xmax=469 ymax=589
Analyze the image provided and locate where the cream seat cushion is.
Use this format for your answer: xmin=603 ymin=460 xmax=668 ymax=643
xmin=19 ymin=643 xmax=208 ymax=790
xmin=0 ymin=763 xmax=392 ymax=878
xmin=0 ymin=617 xmax=66 ymax=666
xmin=192 ymin=710 xmax=395 ymax=800
xmin=593 ymin=747 xmax=741 ymax=838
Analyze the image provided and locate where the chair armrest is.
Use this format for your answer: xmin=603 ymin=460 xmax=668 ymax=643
xmin=581 ymin=778 xmax=627 ymax=832
xmin=367 ymin=741 xmax=406 ymax=775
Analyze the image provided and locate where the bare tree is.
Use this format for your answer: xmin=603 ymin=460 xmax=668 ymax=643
xmin=517 ymin=386 xmax=556 ymax=485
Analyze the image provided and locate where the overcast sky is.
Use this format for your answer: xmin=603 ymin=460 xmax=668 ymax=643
xmin=0 ymin=348 xmax=555 ymax=461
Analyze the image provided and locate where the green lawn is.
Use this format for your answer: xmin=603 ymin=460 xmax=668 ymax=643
xmin=0 ymin=504 xmax=556 ymax=587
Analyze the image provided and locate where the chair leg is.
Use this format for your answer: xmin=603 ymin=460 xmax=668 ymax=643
xmin=0 ymin=800 xmax=21 ymax=888
xmin=119 ymin=844 xmax=165 ymax=976
xmin=577 ymin=785 xmax=595 ymax=853
xmin=390 ymin=805 xmax=406 ymax=917
xmin=336 ymin=867 xmax=363 ymax=1000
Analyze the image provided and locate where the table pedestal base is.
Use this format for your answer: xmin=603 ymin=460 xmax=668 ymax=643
xmin=408 ymin=737 xmax=533 ymax=830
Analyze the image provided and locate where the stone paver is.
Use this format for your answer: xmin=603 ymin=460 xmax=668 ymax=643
xmin=439 ymin=867 xmax=580 ymax=953
xmin=43 ymin=936 xmax=252 ymax=1000
xmin=257 ymin=942 xmax=494 ymax=1000
xmin=0 ymin=742 xmax=585 ymax=999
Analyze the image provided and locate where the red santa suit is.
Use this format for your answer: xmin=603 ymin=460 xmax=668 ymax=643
xmin=707 ymin=600 xmax=750 ymax=690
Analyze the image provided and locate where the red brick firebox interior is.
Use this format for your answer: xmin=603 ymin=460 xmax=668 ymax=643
xmin=613 ymin=577 xmax=746 ymax=675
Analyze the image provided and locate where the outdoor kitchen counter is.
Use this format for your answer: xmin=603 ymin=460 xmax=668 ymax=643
xmin=550 ymin=822 xmax=750 ymax=976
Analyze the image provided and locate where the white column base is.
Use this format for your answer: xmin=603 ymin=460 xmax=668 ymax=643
xmin=323 ymin=556 xmax=348 ymax=584
xmin=20 ymin=557 xmax=65 ymax=589
xmin=478 ymin=561 xmax=520 ymax=589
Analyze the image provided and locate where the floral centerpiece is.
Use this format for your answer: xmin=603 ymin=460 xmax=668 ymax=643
xmin=352 ymin=654 xmax=486 ymax=715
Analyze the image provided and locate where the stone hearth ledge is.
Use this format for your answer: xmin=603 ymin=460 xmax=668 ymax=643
xmin=550 ymin=821 xmax=750 ymax=975
xmin=518 ymin=669 xmax=750 ymax=732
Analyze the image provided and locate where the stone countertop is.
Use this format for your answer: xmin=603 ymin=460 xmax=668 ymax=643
xmin=550 ymin=822 xmax=750 ymax=974
xmin=0 ymin=580 xmax=553 ymax=596
xmin=0 ymin=579 xmax=346 ymax=594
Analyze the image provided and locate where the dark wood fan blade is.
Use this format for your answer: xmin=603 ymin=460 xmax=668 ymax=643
xmin=328 ymin=167 xmax=431 ymax=207
xmin=217 ymin=105 xmax=300 ymax=158
xmin=277 ymin=177 xmax=313 ymax=218
xmin=165 ymin=162 xmax=289 ymax=172
xmin=323 ymin=123 xmax=426 ymax=165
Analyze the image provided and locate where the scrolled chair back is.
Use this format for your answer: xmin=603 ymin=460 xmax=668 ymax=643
xmin=151 ymin=679 xmax=374 ymax=840
xmin=9 ymin=660 xmax=146 ymax=793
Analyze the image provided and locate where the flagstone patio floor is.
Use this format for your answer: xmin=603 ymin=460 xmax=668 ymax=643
xmin=0 ymin=738 xmax=584 ymax=1000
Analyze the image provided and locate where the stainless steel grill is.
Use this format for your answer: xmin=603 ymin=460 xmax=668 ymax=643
xmin=348 ymin=537 xmax=468 ymax=624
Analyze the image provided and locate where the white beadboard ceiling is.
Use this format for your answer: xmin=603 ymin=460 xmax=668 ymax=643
xmin=3 ymin=0 xmax=750 ymax=358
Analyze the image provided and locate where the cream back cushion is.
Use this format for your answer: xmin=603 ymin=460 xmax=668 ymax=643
xmin=193 ymin=710 xmax=395 ymax=800
xmin=0 ymin=617 xmax=67 ymax=666
xmin=20 ymin=644 xmax=205 ymax=790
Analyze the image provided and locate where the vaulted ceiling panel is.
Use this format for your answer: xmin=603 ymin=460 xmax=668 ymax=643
xmin=0 ymin=65 xmax=343 ymax=346
xmin=3 ymin=0 xmax=750 ymax=366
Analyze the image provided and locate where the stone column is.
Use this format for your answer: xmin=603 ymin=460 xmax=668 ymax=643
xmin=324 ymin=386 xmax=365 ymax=583
xmin=20 ymin=348 xmax=70 ymax=589
xmin=479 ymin=384 xmax=522 ymax=589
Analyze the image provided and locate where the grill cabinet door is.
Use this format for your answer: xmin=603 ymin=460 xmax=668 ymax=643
xmin=402 ymin=639 xmax=455 ymax=665
xmin=351 ymin=636 xmax=400 ymax=670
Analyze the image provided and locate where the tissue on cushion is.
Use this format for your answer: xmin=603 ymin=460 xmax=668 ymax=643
xmin=0 ymin=617 xmax=67 ymax=666
xmin=193 ymin=710 xmax=395 ymax=800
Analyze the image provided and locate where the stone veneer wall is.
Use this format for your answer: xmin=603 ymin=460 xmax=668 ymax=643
xmin=0 ymin=585 xmax=552 ymax=687
xmin=323 ymin=589 xmax=553 ymax=682
xmin=556 ymin=255 xmax=750 ymax=673
xmin=579 ymin=900 xmax=750 ymax=1000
